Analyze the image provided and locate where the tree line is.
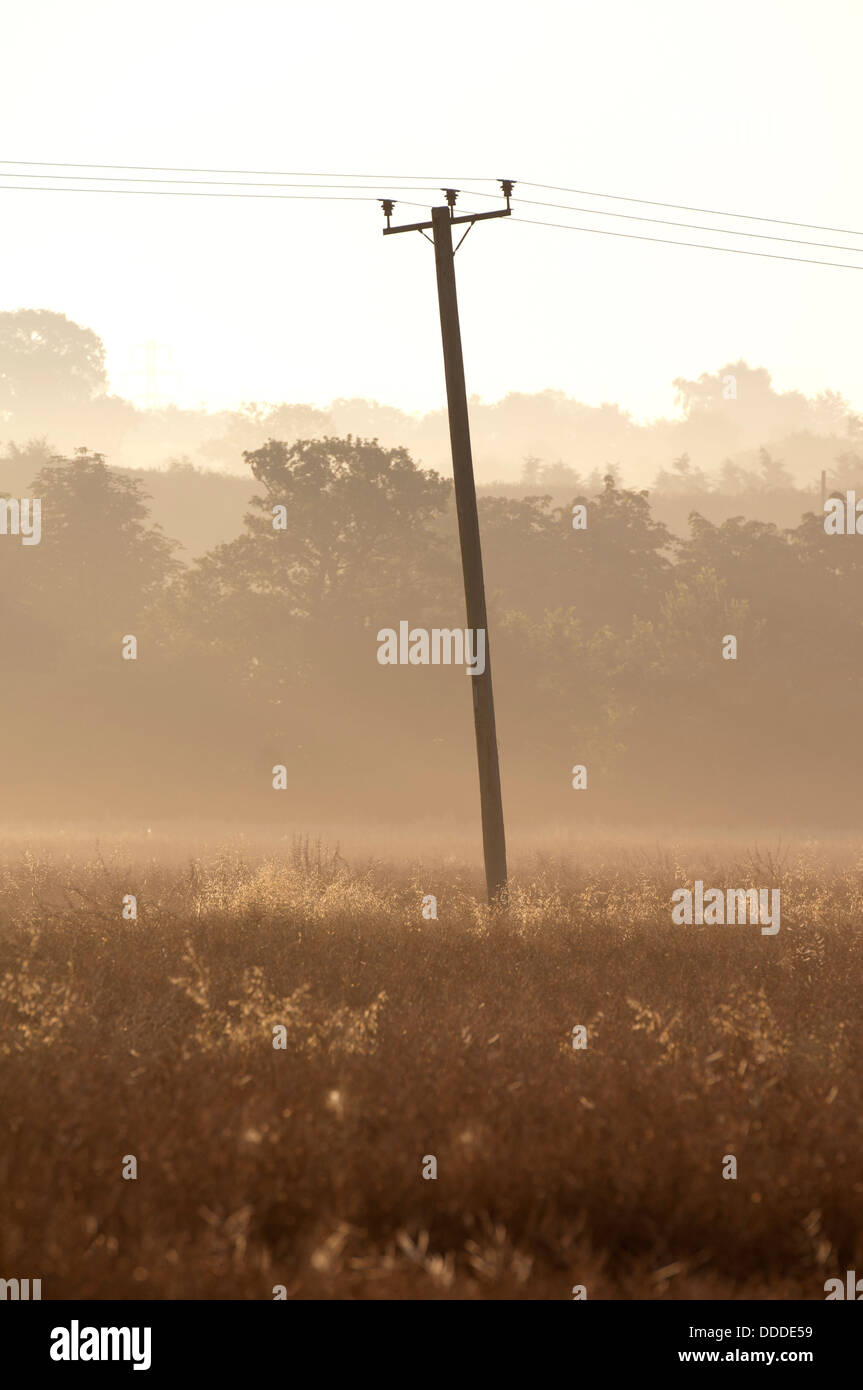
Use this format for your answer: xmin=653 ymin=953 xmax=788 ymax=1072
xmin=1 ymin=434 xmax=860 ymax=828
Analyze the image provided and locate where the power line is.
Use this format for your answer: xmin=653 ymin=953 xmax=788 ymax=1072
xmin=0 ymin=183 xmax=430 ymax=207
xmin=2 ymin=164 xmax=861 ymax=270
xmin=5 ymin=160 xmax=863 ymax=240
xmin=6 ymin=161 xmax=862 ymax=240
xmin=5 ymin=159 xmax=863 ymax=242
xmin=510 ymin=195 xmax=863 ymax=256
xmin=0 ymin=159 xmax=492 ymax=182
xmin=6 ymin=175 xmax=858 ymax=256
xmin=518 ymin=179 xmax=863 ymax=240
xmin=509 ymin=215 xmax=863 ymax=271
xmin=0 ymin=170 xmax=472 ymax=195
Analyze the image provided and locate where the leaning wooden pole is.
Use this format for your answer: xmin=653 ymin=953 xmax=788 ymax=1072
xmin=430 ymin=204 xmax=507 ymax=903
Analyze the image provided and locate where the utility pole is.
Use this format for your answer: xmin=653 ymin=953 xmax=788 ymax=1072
xmin=382 ymin=183 xmax=513 ymax=903
xmin=125 ymin=340 xmax=178 ymax=410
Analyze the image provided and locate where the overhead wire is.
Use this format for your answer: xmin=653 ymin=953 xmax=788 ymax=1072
xmin=0 ymin=159 xmax=493 ymax=181
xmin=508 ymin=214 xmax=863 ymax=271
xmin=3 ymin=161 xmax=861 ymax=239
xmin=508 ymin=194 xmax=863 ymax=256
xmin=0 ymin=170 xmax=485 ymax=195
xmin=0 ymin=183 xmax=431 ymax=207
xmin=15 ymin=170 xmax=858 ymax=257
xmin=1 ymin=160 xmax=862 ymax=269
xmin=516 ymin=179 xmax=863 ymax=240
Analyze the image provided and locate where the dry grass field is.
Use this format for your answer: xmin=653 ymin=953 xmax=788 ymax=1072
xmin=1 ymin=831 xmax=861 ymax=1300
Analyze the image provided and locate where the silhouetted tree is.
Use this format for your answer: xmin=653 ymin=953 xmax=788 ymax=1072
xmin=0 ymin=310 xmax=107 ymax=415
xmin=162 ymin=435 xmax=454 ymax=691
xmin=26 ymin=447 xmax=180 ymax=648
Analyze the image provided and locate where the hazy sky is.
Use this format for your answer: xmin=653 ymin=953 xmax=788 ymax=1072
xmin=2 ymin=0 xmax=862 ymax=421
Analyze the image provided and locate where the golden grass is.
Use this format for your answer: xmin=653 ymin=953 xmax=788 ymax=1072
xmin=1 ymin=834 xmax=861 ymax=1299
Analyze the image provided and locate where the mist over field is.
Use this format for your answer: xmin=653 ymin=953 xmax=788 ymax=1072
xmin=3 ymin=315 xmax=863 ymax=1304
xmin=3 ymin=310 xmax=863 ymax=834
xmin=2 ymin=308 xmax=860 ymax=489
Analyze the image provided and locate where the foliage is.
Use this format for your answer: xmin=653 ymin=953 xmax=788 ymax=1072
xmin=0 ymin=841 xmax=859 ymax=1298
